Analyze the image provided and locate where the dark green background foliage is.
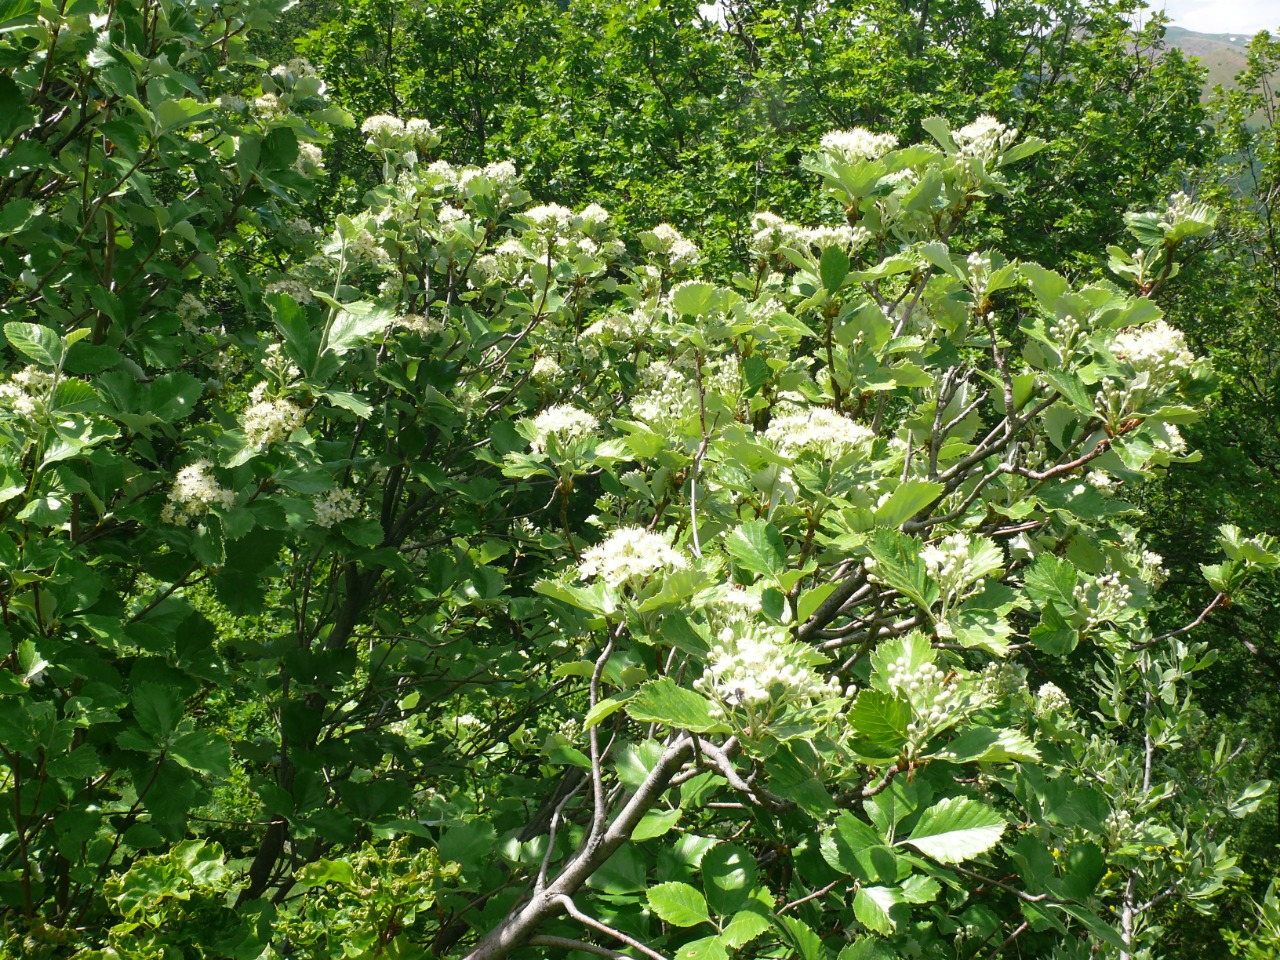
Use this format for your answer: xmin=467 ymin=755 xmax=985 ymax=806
xmin=0 ymin=0 xmax=1278 ymax=958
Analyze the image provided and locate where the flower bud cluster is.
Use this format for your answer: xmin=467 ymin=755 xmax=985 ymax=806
xmin=577 ymin=526 xmax=689 ymax=589
xmin=1047 ymin=313 xmax=1084 ymax=352
xmin=954 ymin=116 xmax=1018 ymax=162
xmin=313 ymin=488 xmax=361 ymax=528
xmin=243 ymin=382 xmax=306 ymax=447
xmin=1074 ymin=571 xmax=1132 ymax=628
xmin=920 ymin=532 xmax=993 ymax=604
xmin=819 ymin=128 xmax=899 ymax=163
xmin=1110 ymin=319 xmax=1194 ymax=389
xmin=161 ymin=460 xmax=236 ymax=525
xmin=1034 ymin=682 xmax=1071 ymax=717
xmin=630 ymin=364 xmax=697 ymax=435
xmin=884 ymin=655 xmax=985 ymax=742
xmin=695 ymin=622 xmax=839 ymax=720
xmin=647 ymin=223 xmax=701 ymax=269
xmin=763 ymin=404 xmax=874 ymax=460
xmin=0 ymin=365 xmax=54 ymax=418
xmin=528 ymin=404 xmax=598 ymax=454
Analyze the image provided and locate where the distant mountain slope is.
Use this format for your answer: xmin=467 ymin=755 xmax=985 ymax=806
xmin=1164 ymin=25 xmax=1256 ymax=94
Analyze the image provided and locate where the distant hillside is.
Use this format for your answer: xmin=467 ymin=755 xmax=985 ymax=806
xmin=1164 ymin=25 xmax=1255 ymax=95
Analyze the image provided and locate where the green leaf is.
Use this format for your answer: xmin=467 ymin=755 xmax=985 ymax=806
xmin=853 ymin=885 xmax=904 ymax=935
xmin=903 ymin=797 xmax=1005 ymax=864
xmin=722 ymin=910 xmax=771 ymax=948
xmin=822 ymin=812 xmax=900 ymax=883
xmin=701 ymin=843 xmax=756 ymax=915
xmin=633 ymin=807 xmax=682 ymax=841
xmin=627 ymin=679 xmax=726 ymax=734
xmin=169 ymin=728 xmax=231 ymax=778
xmin=648 ymin=881 xmax=711 ymax=927
xmin=133 ymin=683 xmax=183 ymax=740
xmin=820 ymin=245 xmax=850 ymax=293
xmin=777 ymin=915 xmax=828 ymax=960
xmin=325 ymin=302 xmax=392 ymax=355
xmin=4 ymin=321 xmax=62 ymax=366
xmin=584 ymin=695 xmax=633 ymax=730
xmin=839 ymin=939 xmax=898 ymax=960
xmin=294 ymin=859 xmax=357 ymax=889
xmin=846 ymin=690 xmax=910 ymax=761
xmin=934 ymin=727 xmax=1040 ymax=764
xmin=155 ymin=97 xmax=215 ymax=133
xmin=725 ymin=520 xmax=786 ymax=579
xmin=676 ymin=937 xmax=728 ymax=960
xmin=874 ymin=480 xmax=943 ymax=528
xmin=672 ymin=281 xmax=717 ymax=316
xmin=0 ymin=0 xmax=38 ymax=35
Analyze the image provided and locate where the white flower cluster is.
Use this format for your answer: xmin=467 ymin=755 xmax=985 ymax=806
xmin=801 ymin=224 xmax=871 ymax=254
xmin=648 ymin=223 xmax=701 ymax=268
xmin=695 ymin=622 xmax=839 ymax=719
xmin=763 ymin=404 xmax=874 ymax=459
xmin=389 ymin=313 xmax=445 ymax=340
xmin=1137 ymin=550 xmax=1168 ymax=589
xmin=523 ymin=203 xmax=575 ymax=233
xmin=1074 ymin=571 xmax=1132 ymax=628
xmin=272 ymin=58 xmax=317 ymax=79
xmin=1034 ymin=682 xmax=1071 ymax=717
xmin=584 ymin=308 xmax=650 ymax=342
xmin=265 ymin=278 xmax=314 ymax=304
xmin=243 ymin=383 xmax=306 ymax=447
xmin=161 ymin=460 xmax=236 ymax=525
xmin=529 ymin=404 xmax=598 ymax=454
xmin=361 ymin=115 xmax=436 ymax=151
xmin=820 ymin=127 xmax=899 ymax=163
xmin=253 ymin=93 xmax=284 ymax=119
xmin=313 ymin=488 xmax=361 ymax=528
xmin=577 ymin=526 xmax=688 ymax=589
xmin=218 ymin=94 xmax=248 ymax=114
xmin=294 ymin=142 xmax=325 ymax=177
xmin=1111 ymin=319 xmax=1194 ymax=387
xmin=630 ymin=364 xmax=697 ymax=435
xmin=954 ymin=115 xmax=1017 ymax=162
xmin=530 ymin=356 xmax=563 ymax=382
xmin=0 ymin=365 xmax=55 ymax=418
xmin=920 ymin=532 xmax=991 ymax=602
xmin=884 ymin=654 xmax=986 ymax=742
xmin=749 ymin=212 xmax=801 ymax=256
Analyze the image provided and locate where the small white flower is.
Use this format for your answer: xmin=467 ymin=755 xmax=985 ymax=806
xmin=1034 ymin=682 xmax=1070 ymax=716
xmin=577 ymin=526 xmax=688 ymax=589
xmin=243 ymin=394 xmax=306 ymax=446
xmin=294 ymin=142 xmax=325 ymax=177
xmin=820 ymin=128 xmax=899 ymax=163
xmin=162 ymin=460 xmax=236 ymax=525
xmin=1111 ymin=319 xmax=1195 ymax=387
xmin=265 ymin=278 xmax=314 ymax=305
xmin=531 ymin=356 xmax=563 ymax=382
xmin=529 ymin=404 xmax=598 ymax=454
xmin=313 ymin=488 xmax=361 ymax=528
xmin=524 ymin=203 xmax=576 ymax=233
xmin=763 ymin=404 xmax=874 ymax=459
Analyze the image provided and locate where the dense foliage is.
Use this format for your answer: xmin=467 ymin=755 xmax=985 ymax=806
xmin=0 ymin=1 xmax=1277 ymax=959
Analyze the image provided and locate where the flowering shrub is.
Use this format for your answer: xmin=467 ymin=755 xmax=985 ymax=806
xmin=0 ymin=7 xmax=1273 ymax=958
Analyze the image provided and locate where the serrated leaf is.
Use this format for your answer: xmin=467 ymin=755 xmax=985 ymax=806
xmin=701 ymin=843 xmax=756 ymax=915
xmin=725 ymin=520 xmax=786 ymax=579
xmin=626 ymin=678 xmax=726 ymax=734
xmin=672 ymin=281 xmax=717 ymax=316
xmin=874 ymin=480 xmax=943 ymax=528
xmin=723 ymin=909 xmax=771 ymax=948
xmin=853 ymin=885 xmax=904 ymax=935
xmin=820 ymin=245 xmax=850 ymax=293
xmin=4 ymin=321 xmax=62 ymax=366
xmin=633 ymin=807 xmax=682 ymax=841
xmin=583 ymin=695 xmax=633 ymax=730
xmin=903 ymin=797 xmax=1005 ymax=863
xmin=648 ymin=881 xmax=711 ymax=927
xmin=846 ymin=689 xmax=910 ymax=761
